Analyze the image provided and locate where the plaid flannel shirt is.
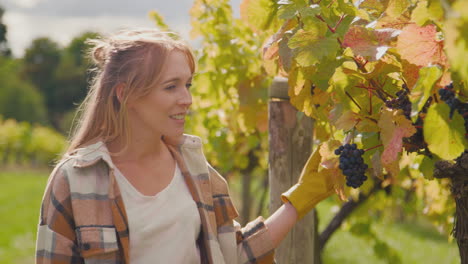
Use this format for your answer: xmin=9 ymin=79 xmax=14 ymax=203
xmin=36 ymin=134 xmax=275 ymax=264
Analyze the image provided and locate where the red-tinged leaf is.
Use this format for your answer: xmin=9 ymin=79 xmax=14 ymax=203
xmin=401 ymin=60 xmax=421 ymax=89
xmin=319 ymin=139 xmax=342 ymax=169
xmin=343 ymin=26 xmax=397 ymax=61
xmin=381 ymin=128 xmax=407 ymax=164
xmin=278 ymin=31 xmax=294 ymax=72
xmin=262 ymin=19 xmax=297 ymax=59
xmin=343 ymin=26 xmax=376 ymax=54
xmin=378 ymin=108 xmax=416 ymax=166
xmin=263 ymin=41 xmax=279 ymax=60
xmin=396 ymin=24 xmax=447 ymax=67
xmin=334 ymin=111 xmax=359 ymax=131
xmin=385 ymin=158 xmax=400 ymax=178
xmin=438 ymin=68 xmax=452 ymax=88
xmin=321 ymin=168 xmax=347 ymax=201
xmin=376 ymin=12 xmax=412 ymax=30
xmin=374 ymin=28 xmax=401 ymax=44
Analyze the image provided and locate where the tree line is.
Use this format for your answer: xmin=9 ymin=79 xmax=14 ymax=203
xmin=0 ymin=6 xmax=99 ymax=134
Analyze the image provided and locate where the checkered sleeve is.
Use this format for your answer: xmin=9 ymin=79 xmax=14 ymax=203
xmin=35 ymin=162 xmax=82 ymax=264
xmin=208 ymin=165 xmax=275 ymax=264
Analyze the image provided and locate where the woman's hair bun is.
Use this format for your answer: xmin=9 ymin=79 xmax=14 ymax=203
xmin=87 ymin=39 xmax=110 ymax=68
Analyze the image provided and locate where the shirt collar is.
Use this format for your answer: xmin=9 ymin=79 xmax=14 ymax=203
xmin=71 ymin=134 xmax=202 ymax=169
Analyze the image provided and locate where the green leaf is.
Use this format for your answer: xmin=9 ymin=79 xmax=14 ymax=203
xmin=444 ymin=0 xmax=468 ymax=92
xmin=410 ymin=66 xmax=442 ymax=121
xmin=298 ymin=4 xmax=321 ymax=18
xmin=288 ymin=28 xmax=339 ymax=67
xmin=424 ymin=103 xmax=468 ymax=160
xmin=288 ymin=26 xmax=326 ymax=49
xmin=149 ymin=11 xmax=170 ymax=31
xmin=385 ymin=0 xmax=410 ymax=18
xmin=337 ymin=0 xmax=357 ymax=16
xmin=278 ymin=3 xmax=298 ymax=19
xmin=329 ymin=66 xmax=364 ymax=112
xmin=241 ymin=0 xmax=277 ymax=31
xmin=350 ymin=222 xmax=372 ymax=236
xmin=420 ymin=155 xmax=435 ymax=180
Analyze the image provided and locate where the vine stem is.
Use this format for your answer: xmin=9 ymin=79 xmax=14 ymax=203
xmin=345 ymin=91 xmax=362 ymax=110
xmin=364 ymin=144 xmax=383 ymax=152
xmin=315 ymin=14 xmax=336 ymax=33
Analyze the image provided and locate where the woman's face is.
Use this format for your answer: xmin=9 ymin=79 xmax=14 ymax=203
xmin=127 ymin=50 xmax=192 ymax=140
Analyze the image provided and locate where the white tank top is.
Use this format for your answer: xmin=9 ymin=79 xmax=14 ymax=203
xmin=114 ymin=163 xmax=201 ymax=264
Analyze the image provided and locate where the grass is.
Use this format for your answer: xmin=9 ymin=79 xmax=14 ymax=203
xmin=0 ymin=170 xmax=49 ymax=264
xmin=317 ymin=198 xmax=460 ymax=264
xmin=0 ymin=170 xmax=461 ymax=263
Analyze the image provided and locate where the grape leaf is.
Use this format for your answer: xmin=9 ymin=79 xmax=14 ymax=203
xmin=319 ymin=140 xmax=346 ymax=200
xmin=401 ymin=60 xmax=421 ymax=89
xmin=409 ymin=66 xmax=442 ymax=121
xmin=319 ymin=139 xmax=342 ymax=169
xmin=379 ymin=108 xmax=416 ymax=166
xmin=334 ymin=111 xmax=359 ymax=131
xmin=288 ymin=27 xmax=339 ymax=67
xmin=444 ymin=0 xmax=468 ymax=93
xmin=424 ymin=103 xmax=468 ymax=160
xmin=376 ymin=12 xmax=411 ymax=30
xmin=343 ymin=26 xmax=400 ymax=61
xmin=411 ymin=0 xmax=443 ymax=26
xmin=278 ymin=2 xmax=299 ymax=19
xmin=396 ymin=24 xmax=447 ymax=67
xmin=420 ymin=155 xmax=435 ymax=180
xmin=276 ymin=31 xmax=295 ymax=73
xmin=240 ymin=0 xmax=277 ymax=32
xmin=329 ymin=66 xmax=365 ymax=112
xmin=298 ymin=4 xmax=321 ymax=18
xmin=359 ymin=0 xmax=384 ymax=12
xmin=385 ymin=0 xmax=410 ymax=18
xmin=263 ymin=19 xmax=297 ymax=60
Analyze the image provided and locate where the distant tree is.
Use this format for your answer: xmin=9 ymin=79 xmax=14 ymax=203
xmin=0 ymin=57 xmax=47 ymax=124
xmin=22 ymin=33 xmax=100 ymax=132
xmin=0 ymin=6 xmax=12 ymax=57
xmin=22 ymin=37 xmax=61 ymax=127
xmin=66 ymin=31 xmax=100 ymax=67
xmin=54 ymin=32 xmax=100 ymax=132
xmin=22 ymin=37 xmax=61 ymax=101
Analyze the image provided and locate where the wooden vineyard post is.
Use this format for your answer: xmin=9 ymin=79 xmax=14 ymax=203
xmin=268 ymin=77 xmax=321 ymax=263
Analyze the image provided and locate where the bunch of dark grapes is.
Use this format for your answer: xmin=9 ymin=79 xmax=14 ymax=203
xmin=439 ymin=83 xmax=468 ymax=138
xmin=404 ymin=97 xmax=432 ymax=154
xmin=334 ymin=144 xmax=368 ymax=188
xmin=385 ymin=89 xmax=412 ymax=119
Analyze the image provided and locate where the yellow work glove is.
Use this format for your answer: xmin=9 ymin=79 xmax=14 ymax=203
xmin=281 ymin=147 xmax=334 ymax=220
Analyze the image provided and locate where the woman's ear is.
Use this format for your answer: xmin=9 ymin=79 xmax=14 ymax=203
xmin=115 ymin=83 xmax=125 ymax=104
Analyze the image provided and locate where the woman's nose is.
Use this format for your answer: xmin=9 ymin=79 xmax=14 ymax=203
xmin=179 ymin=87 xmax=192 ymax=107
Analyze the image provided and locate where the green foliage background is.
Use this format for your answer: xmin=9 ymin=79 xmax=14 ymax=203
xmin=0 ymin=0 xmax=465 ymax=262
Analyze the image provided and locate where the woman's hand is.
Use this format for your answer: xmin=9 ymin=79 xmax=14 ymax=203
xmin=281 ymin=147 xmax=334 ymax=220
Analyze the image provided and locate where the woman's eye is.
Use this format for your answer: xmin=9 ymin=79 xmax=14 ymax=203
xmin=165 ymin=85 xmax=176 ymax=90
xmin=186 ymin=83 xmax=192 ymax=89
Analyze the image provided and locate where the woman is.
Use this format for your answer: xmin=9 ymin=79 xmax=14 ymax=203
xmin=35 ymin=28 xmax=334 ymax=264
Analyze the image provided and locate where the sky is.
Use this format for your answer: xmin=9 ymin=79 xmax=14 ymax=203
xmin=0 ymin=0 xmax=242 ymax=57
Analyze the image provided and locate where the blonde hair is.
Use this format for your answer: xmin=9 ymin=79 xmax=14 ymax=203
xmin=66 ymin=28 xmax=196 ymax=154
